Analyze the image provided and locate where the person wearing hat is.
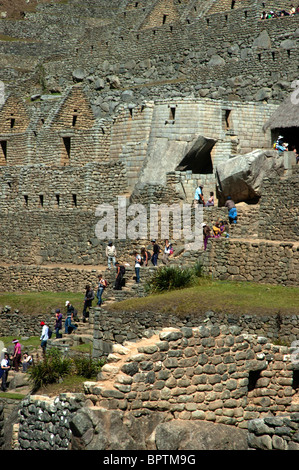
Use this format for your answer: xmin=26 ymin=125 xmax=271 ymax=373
xmin=106 ymin=241 xmax=117 ymax=269
xmin=54 ymin=308 xmax=63 ymax=339
xmin=194 ymin=183 xmax=205 ymax=205
xmin=40 ymin=321 xmax=49 ymax=355
xmin=12 ymin=339 xmax=22 ymax=372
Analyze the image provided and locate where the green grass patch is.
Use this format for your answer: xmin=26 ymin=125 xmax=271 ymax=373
xmin=106 ymin=278 xmax=299 ymax=317
xmin=0 ymin=291 xmax=83 ymax=316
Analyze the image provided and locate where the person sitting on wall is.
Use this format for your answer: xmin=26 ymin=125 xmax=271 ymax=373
xmin=225 ymin=196 xmax=238 ymax=224
xmin=205 ymin=191 xmax=214 ymax=207
xmin=22 ymin=352 xmax=33 ymax=372
xmin=275 ymin=136 xmax=288 ymax=155
xmin=212 ymin=221 xmax=221 ymax=237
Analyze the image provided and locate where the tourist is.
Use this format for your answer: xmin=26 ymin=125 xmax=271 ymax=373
xmin=141 ymin=247 xmax=150 ymax=266
xmin=205 ymin=192 xmax=214 ymax=207
xmin=106 ymin=241 xmax=117 ymax=269
xmin=291 ymin=145 xmax=298 ymax=163
xmin=194 ymin=183 xmax=205 ymax=205
xmin=65 ymin=302 xmax=78 ymax=333
xmin=114 ymin=262 xmax=125 ymax=290
xmin=54 ymin=308 xmax=63 ymax=338
xmin=151 ymin=239 xmax=160 ymax=266
xmin=12 ymin=339 xmax=22 ymax=372
xmin=22 ymin=352 xmax=33 ymax=372
xmin=162 ymin=239 xmax=173 ymax=265
xmin=96 ymin=274 xmax=107 ymax=306
xmin=134 ymin=251 xmax=142 ymax=283
xmin=202 ymin=223 xmax=211 ymax=251
xmin=225 ymin=196 xmax=238 ymax=224
xmin=40 ymin=321 xmax=49 ymax=355
xmin=0 ymin=352 xmax=10 ymax=392
xmin=82 ymin=285 xmax=94 ymax=322
xmin=275 ymin=136 xmax=288 ymax=155
xmin=212 ymin=221 xmax=221 ymax=237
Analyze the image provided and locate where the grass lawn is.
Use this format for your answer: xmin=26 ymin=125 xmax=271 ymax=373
xmin=106 ymin=278 xmax=299 ymax=317
xmin=0 ymin=291 xmax=83 ymax=316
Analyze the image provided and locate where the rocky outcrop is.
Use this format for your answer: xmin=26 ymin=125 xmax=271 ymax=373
xmin=216 ymin=150 xmax=284 ymax=205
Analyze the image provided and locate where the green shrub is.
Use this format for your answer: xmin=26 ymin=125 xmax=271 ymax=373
xmin=73 ymin=354 xmax=105 ymax=379
xmin=147 ymin=266 xmax=195 ymax=293
xmin=193 ymin=260 xmax=203 ymax=278
xmin=28 ymin=348 xmax=73 ymax=392
xmin=28 ymin=348 xmax=105 ymax=391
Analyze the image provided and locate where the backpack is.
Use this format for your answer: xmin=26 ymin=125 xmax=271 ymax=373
xmin=120 ymin=265 xmax=126 ymax=275
xmin=48 ymin=327 xmax=52 ymax=339
xmin=102 ymin=279 xmax=108 ymax=288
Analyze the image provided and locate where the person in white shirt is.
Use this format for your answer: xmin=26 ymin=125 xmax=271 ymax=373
xmin=134 ymin=251 xmax=142 ymax=283
xmin=1 ymin=352 xmax=10 ymax=391
xmin=106 ymin=241 xmax=117 ymax=269
xmin=40 ymin=321 xmax=49 ymax=355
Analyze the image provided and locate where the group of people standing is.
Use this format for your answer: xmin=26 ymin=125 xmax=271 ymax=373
xmin=1 ymin=340 xmax=33 ymax=391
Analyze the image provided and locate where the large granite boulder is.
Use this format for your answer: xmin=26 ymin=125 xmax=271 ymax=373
xmin=155 ymin=420 xmax=248 ymax=450
xmin=216 ymin=149 xmax=284 ymax=205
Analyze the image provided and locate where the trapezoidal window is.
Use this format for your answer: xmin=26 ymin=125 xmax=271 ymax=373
xmin=292 ymin=370 xmax=299 ymax=391
xmin=61 ymin=137 xmax=71 ymax=166
xmin=222 ymin=109 xmax=233 ymax=131
xmin=248 ymin=370 xmax=261 ymax=392
xmin=0 ymin=140 xmax=7 ymax=165
xmin=72 ymin=110 xmax=78 ymax=127
xmin=162 ymin=14 xmax=167 ymax=24
xmin=175 ymin=136 xmax=215 ymax=174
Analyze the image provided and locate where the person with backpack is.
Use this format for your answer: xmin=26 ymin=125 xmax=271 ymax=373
xmin=64 ymin=302 xmax=78 ymax=334
xmin=82 ymin=285 xmax=94 ymax=322
xmin=96 ymin=274 xmax=108 ymax=306
xmin=54 ymin=308 xmax=63 ymax=338
xmin=114 ymin=262 xmax=125 ymax=290
xmin=151 ymin=239 xmax=160 ymax=266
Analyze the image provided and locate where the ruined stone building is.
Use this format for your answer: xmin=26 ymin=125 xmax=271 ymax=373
xmin=0 ymin=0 xmax=298 ymax=290
xmin=0 ymin=0 xmax=299 ymax=452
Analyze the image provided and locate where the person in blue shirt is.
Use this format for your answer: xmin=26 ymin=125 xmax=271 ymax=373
xmin=275 ymin=136 xmax=288 ymax=155
xmin=194 ymin=184 xmax=204 ymax=205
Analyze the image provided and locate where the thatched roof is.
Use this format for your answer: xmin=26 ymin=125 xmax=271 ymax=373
xmin=263 ymin=94 xmax=299 ymax=131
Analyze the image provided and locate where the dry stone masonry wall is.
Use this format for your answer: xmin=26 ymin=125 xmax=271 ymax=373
xmin=86 ymin=325 xmax=299 ymax=429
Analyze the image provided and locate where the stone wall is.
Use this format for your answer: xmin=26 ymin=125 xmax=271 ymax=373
xmin=248 ymin=414 xmax=299 ymax=450
xmin=87 ymin=325 xmax=299 ymax=429
xmin=201 ymin=237 xmax=299 ymax=286
xmin=0 ymin=1 xmax=298 ymax=107
xmin=92 ymin=307 xmax=299 ymax=359
xmin=258 ymin=166 xmax=299 ymax=242
xmin=17 ymin=393 xmax=84 ymax=450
